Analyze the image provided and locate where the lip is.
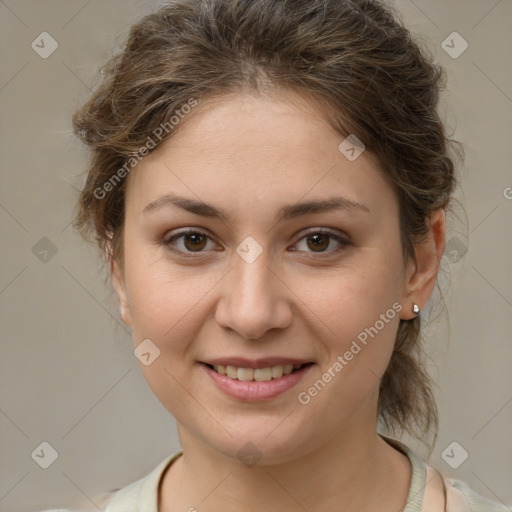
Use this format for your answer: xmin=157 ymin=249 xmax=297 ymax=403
xmin=200 ymin=362 xmax=315 ymax=402
xmin=202 ymin=357 xmax=312 ymax=369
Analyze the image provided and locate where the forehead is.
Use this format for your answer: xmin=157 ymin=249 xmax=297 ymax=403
xmin=125 ymin=90 xmax=396 ymax=220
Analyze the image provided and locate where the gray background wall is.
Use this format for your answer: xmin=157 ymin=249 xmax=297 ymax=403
xmin=0 ymin=1 xmax=510 ymax=510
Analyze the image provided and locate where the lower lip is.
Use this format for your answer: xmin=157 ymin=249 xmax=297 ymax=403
xmin=200 ymin=363 xmax=314 ymax=402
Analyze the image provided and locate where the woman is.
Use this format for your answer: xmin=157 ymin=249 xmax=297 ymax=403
xmin=43 ymin=0 xmax=508 ymax=510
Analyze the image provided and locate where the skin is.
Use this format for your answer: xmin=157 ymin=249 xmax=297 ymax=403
xmin=110 ymin=89 xmax=446 ymax=511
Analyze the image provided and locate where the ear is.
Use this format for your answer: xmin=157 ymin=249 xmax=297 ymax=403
xmin=400 ymin=209 xmax=446 ymax=320
xmin=106 ymin=241 xmax=132 ymax=326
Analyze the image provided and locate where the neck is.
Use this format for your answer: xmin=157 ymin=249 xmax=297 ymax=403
xmin=159 ymin=425 xmax=411 ymax=512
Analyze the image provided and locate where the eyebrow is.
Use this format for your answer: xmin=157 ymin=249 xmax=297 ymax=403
xmin=143 ymin=193 xmax=370 ymax=220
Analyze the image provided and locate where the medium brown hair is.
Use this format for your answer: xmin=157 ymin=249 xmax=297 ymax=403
xmin=71 ymin=0 xmax=463 ymax=443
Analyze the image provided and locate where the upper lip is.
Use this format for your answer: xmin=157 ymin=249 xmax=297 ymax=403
xmin=201 ymin=357 xmax=313 ymax=369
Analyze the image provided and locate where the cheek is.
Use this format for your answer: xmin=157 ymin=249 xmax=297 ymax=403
xmin=122 ymin=250 xmax=208 ymax=416
xmin=294 ymin=251 xmax=403 ymax=373
xmin=122 ymin=242 xmax=204 ymax=345
xmin=293 ymin=271 xmax=402 ymax=429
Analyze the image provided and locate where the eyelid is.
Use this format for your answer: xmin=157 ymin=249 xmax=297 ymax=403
xmin=297 ymin=226 xmax=348 ymax=240
xmin=291 ymin=227 xmax=350 ymax=256
xmin=162 ymin=228 xmax=220 ymax=257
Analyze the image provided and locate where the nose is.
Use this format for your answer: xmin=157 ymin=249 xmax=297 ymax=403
xmin=214 ymin=249 xmax=293 ymax=340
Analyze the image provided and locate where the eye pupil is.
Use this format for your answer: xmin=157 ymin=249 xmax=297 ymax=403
xmin=307 ymin=233 xmax=329 ymax=252
xmin=184 ymin=233 xmax=207 ymax=251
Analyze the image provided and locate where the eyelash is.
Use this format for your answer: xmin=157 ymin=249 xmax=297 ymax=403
xmin=161 ymin=228 xmax=351 ymax=259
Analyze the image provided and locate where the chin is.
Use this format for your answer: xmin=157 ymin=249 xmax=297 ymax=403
xmin=201 ymin=423 xmax=315 ymax=467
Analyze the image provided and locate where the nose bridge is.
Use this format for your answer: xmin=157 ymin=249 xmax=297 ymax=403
xmin=234 ymin=250 xmax=273 ymax=304
xmin=227 ymin=244 xmax=276 ymax=315
xmin=215 ymin=246 xmax=292 ymax=339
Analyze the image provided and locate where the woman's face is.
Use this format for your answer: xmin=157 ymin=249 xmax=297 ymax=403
xmin=112 ymin=90 xmax=418 ymax=464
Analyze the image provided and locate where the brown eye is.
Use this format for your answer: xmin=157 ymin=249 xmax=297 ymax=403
xmin=163 ymin=229 xmax=215 ymax=255
xmin=293 ymin=229 xmax=350 ymax=256
xmin=182 ymin=233 xmax=207 ymax=251
xmin=306 ymin=233 xmax=330 ymax=252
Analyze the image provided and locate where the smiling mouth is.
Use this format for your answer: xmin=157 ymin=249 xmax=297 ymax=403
xmin=202 ymin=362 xmax=314 ymax=382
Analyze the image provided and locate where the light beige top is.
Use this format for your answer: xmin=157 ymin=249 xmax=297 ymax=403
xmin=40 ymin=438 xmax=510 ymax=512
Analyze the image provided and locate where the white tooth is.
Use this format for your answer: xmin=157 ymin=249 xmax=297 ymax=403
xmin=226 ymin=365 xmax=238 ymax=379
xmin=237 ymin=367 xmax=254 ymax=381
xmin=221 ymin=364 xmax=300 ymax=381
xmin=283 ymin=364 xmax=293 ymax=375
xmin=254 ymin=367 xmax=272 ymax=381
xmin=271 ymin=365 xmax=284 ymax=378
